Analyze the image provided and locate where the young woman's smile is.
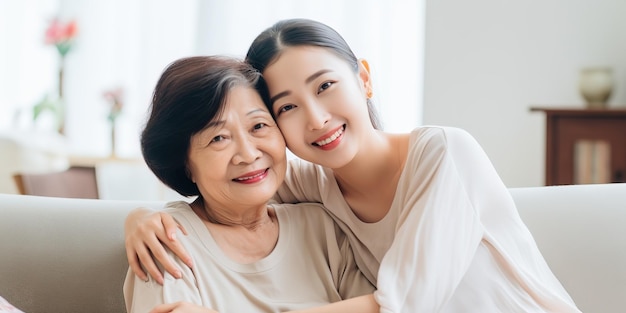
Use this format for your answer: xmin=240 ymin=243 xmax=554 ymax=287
xmin=313 ymin=125 xmax=345 ymax=150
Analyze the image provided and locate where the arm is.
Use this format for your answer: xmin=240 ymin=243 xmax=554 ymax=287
xmin=146 ymin=294 xmax=377 ymax=313
xmin=375 ymin=128 xmax=485 ymax=312
xmin=148 ymin=301 xmax=218 ymax=313
xmin=286 ymin=294 xmax=378 ymax=313
xmin=377 ymin=127 xmax=578 ymax=312
xmin=275 ymin=159 xmax=326 ymax=204
xmin=125 ymin=207 xmax=193 ymax=283
xmin=291 ymin=207 xmax=377 ymax=313
xmin=443 ymin=128 xmax=580 ymax=309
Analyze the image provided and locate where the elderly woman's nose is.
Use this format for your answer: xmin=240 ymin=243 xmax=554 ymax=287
xmin=232 ymin=135 xmax=262 ymax=164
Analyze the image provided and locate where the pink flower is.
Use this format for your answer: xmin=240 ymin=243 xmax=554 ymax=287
xmin=103 ymin=87 xmax=125 ymax=122
xmin=45 ymin=18 xmax=78 ymax=57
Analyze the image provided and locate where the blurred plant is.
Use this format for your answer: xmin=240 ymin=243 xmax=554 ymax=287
xmin=103 ymin=87 xmax=125 ymax=122
xmin=103 ymin=87 xmax=125 ymax=157
xmin=32 ymin=94 xmax=63 ymax=127
xmin=33 ymin=17 xmax=79 ymax=135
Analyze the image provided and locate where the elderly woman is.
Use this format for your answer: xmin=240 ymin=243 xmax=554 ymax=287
xmin=123 ymin=56 xmax=375 ymax=313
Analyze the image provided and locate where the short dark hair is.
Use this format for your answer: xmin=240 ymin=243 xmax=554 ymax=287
xmin=141 ymin=56 xmax=263 ymax=196
xmin=246 ymin=18 xmax=382 ymax=129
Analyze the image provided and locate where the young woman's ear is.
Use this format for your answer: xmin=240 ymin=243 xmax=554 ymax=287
xmin=358 ymin=59 xmax=373 ymax=98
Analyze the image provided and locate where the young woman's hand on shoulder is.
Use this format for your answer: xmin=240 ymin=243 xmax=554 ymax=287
xmin=125 ymin=207 xmax=192 ymax=284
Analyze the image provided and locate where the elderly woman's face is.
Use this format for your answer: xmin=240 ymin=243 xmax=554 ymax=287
xmin=187 ymin=86 xmax=286 ymax=209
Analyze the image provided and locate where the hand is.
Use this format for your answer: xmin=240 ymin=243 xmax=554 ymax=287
xmin=124 ymin=207 xmax=193 ymax=284
xmin=149 ymin=301 xmax=219 ymax=313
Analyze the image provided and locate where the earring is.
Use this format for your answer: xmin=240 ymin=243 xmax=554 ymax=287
xmin=367 ymin=90 xmax=373 ymax=99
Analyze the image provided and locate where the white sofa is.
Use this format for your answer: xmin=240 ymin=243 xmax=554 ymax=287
xmin=0 ymin=183 xmax=625 ymax=313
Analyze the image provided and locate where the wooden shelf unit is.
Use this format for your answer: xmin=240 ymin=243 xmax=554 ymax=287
xmin=531 ymin=107 xmax=626 ymax=186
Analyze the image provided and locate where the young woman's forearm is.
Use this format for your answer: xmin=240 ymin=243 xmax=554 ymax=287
xmin=286 ymin=294 xmax=378 ymax=313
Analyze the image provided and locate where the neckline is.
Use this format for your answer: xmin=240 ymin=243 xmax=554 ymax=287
xmin=183 ymin=203 xmax=289 ymax=273
xmin=324 ymin=130 xmax=416 ymax=226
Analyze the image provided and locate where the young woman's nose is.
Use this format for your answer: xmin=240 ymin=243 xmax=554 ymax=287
xmin=232 ymin=135 xmax=262 ymax=164
xmin=304 ymin=101 xmax=330 ymax=130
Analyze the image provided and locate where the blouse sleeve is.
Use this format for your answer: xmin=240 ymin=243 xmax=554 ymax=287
xmin=274 ymin=159 xmax=325 ymax=204
xmin=374 ymin=127 xmax=487 ymax=312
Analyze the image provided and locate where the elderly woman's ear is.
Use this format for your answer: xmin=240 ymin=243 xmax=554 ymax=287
xmin=185 ymin=166 xmax=195 ymax=183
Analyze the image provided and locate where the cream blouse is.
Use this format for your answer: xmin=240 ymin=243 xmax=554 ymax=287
xmin=275 ymin=126 xmax=580 ymax=312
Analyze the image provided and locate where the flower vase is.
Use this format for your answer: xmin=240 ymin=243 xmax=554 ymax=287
xmin=58 ymin=61 xmax=64 ymax=98
xmin=57 ymin=60 xmax=66 ymax=135
xmin=110 ymin=121 xmax=117 ymax=158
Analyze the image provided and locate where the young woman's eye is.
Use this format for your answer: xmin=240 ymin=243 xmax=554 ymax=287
xmin=318 ymin=81 xmax=334 ymax=93
xmin=277 ymin=104 xmax=296 ymax=115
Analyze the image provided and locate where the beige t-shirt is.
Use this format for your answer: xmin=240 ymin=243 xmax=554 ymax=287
xmin=123 ymin=202 xmax=374 ymax=313
xmin=276 ymin=126 xmax=580 ymax=312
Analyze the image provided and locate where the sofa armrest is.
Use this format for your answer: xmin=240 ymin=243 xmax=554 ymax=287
xmin=510 ymin=183 xmax=626 ymax=313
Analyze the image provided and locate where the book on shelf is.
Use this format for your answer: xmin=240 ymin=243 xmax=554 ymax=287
xmin=574 ymin=140 xmax=611 ymax=184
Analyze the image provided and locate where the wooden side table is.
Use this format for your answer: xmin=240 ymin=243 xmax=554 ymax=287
xmin=531 ymin=107 xmax=626 ymax=185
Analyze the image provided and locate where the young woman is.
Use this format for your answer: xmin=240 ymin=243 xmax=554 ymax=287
xmin=125 ymin=19 xmax=581 ymax=312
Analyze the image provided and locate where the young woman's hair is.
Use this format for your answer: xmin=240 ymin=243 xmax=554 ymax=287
xmin=246 ymin=18 xmax=382 ymax=129
xmin=141 ymin=56 xmax=262 ymax=196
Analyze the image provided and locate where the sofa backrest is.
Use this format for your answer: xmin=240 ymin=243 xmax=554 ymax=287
xmin=0 ymin=194 xmax=164 ymax=313
xmin=0 ymin=183 xmax=624 ymax=313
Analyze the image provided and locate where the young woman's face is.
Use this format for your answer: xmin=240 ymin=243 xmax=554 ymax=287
xmin=187 ymin=86 xmax=286 ymax=210
xmin=262 ymin=46 xmax=373 ymax=169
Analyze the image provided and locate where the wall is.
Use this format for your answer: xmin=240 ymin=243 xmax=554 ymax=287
xmin=423 ymin=0 xmax=626 ymax=187
xmin=0 ymin=0 xmax=422 ymax=157
xmin=0 ymin=1 xmax=423 ymax=197
xmin=0 ymin=0 xmax=200 ymax=158
xmin=196 ymin=0 xmax=424 ymax=135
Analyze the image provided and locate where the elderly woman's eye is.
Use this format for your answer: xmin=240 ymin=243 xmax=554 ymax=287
xmin=253 ymin=123 xmax=267 ymax=131
xmin=211 ymin=135 xmax=225 ymax=143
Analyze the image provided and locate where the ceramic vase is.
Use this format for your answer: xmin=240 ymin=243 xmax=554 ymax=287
xmin=579 ymin=67 xmax=613 ymax=108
